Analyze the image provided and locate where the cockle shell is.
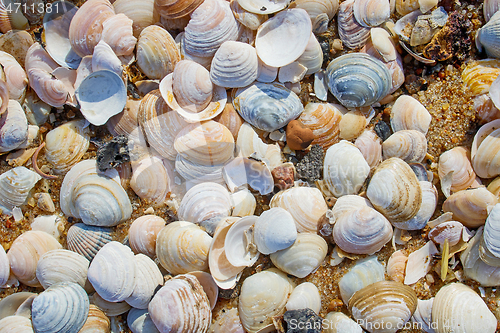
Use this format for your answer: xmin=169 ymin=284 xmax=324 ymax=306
xmin=154 ymin=0 xmax=204 ymax=19
xmin=443 ymin=187 xmax=498 ymax=228
xmin=68 ymin=0 xmax=115 ymax=57
xmin=254 ymin=207 xmax=297 ymax=255
xmin=338 ymin=0 xmax=371 ymax=50
xmin=326 ymin=53 xmax=392 ymax=108
xmin=130 ymin=155 xmax=171 ymax=205
xmin=45 ymin=119 xmax=90 ymax=174
xmin=0 ymin=245 xmax=8 ymax=287
xmin=80 ymin=305 xmax=110 ymax=333
xmin=333 ymin=206 xmax=393 ymax=254
xmin=286 ymin=282 xmax=321 ymax=314
xmin=210 ymin=41 xmax=258 ymax=88
xmin=255 ymin=9 xmax=312 ymax=68
xmin=353 ymin=0 xmax=390 ymax=27
xmin=230 ymin=0 xmax=267 ymax=30
xmin=67 ymin=223 xmax=113 ymax=261
xmin=324 ymin=312 xmax=363 ymax=333
xmin=387 ymin=250 xmax=408 ymax=283
xmin=367 ymin=157 xmax=422 ymax=224
xmin=114 ymin=0 xmax=159 ymax=37
xmin=149 ymin=274 xmax=211 ymax=333
xmin=101 ymin=14 xmax=137 ymax=56
xmin=0 ymin=166 xmax=40 ymax=216
xmin=438 ymin=146 xmax=476 ymax=193
xmin=382 ymin=130 xmax=427 ymax=163
xmin=338 ymin=256 xmax=385 ymax=304
xmin=270 ymin=187 xmax=328 ymax=233
xmin=476 ymin=11 xmax=500 ymax=59
xmin=0 ymin=316 xmax=34 ymax=333
xmin=156 ymin=221 xmax=213 ymax=274
xmin=36 ymin=249 xmax=90 ymax=290
xmin=238 ymin=269 xmax=294 ymax=333
xmin=233 ymin=82 xmax=304 ymax=133
xmin=128 ymin=215 xmax=166 ymax=258
xmin=323 ymin=140 xmax=370 ymax=197
xmin=270 ymin=233 xmax=328 ymax=278
xmin=0 ymin=101 xmax=28 ymax=154
xmin=390 ymin=95 xmax=432 ymax=134
xmin=136 ymin=25 xmax=180 ymax=80
xmin=292 ymin=0 xmax=339 ymax=34
xmin=432 ymin=283 xmax=497 ymax=333
xmin=355 ymin=129 xmax=382 ymax=169
xmin=462 ymin=59 xmax=500 ymax=96
xmin=297 ymin=103 xmax=344 ymax=149
xmin=88 ymin=241 xmax=136 ymax=302
xmin=125 ymin=254 xmax=164 ymax=309
xmin=127 ymin=308 xmax=158 ymax=333
xmin=31 ymin=282 xmax=89 ymax=333
xmin=0 ymin=51 xmax=27 ymax=102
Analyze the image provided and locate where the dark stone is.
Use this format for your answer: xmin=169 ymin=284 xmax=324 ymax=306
xmin=295 ymin=145 xmax=324 ymax=183
xmin=374 ymin=120 xmax=392 ymax=142
xmin=272 ymin=163 xmax=295 ymax=191
xmin=283 ymin=308 xmax=322 ymax=333
xmin=218 ymin=284 xmax=240 ymax=299
xmin=96 ymin=136 xmax=130 ymax=172
xmin=127 ymin=81 xmax=141 ymax=99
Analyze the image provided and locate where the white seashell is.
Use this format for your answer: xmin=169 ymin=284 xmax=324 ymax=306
xmin=339 ymin=110 xmax=367 ymax=140
xmin=0 ymin=166 xmax=40 ymax=216
xmin=428 ymin=221 xmax=466 ymax=246
xmin=411 ymin=299 xmax=435 ymax=333
xmin=355 ymin=129 xmax=382 ymax=169
xmin=36 ymin=249 xmax=90 ymax=290
xmin=479 ymin=203 xmax=500 ymax=267
xmin=484 ymin=0 xmax=500 ymax=22
xmin=175 ymin=155 xmax=227 ymax=190
xmin=210 ymin=41 xmax=258 ymax=88
xmin=189 ymin=271 xmax=219 ymax=310
xmin=236 ymin=122 xmax=282 ymax=169
xmin=0 ymin=316 xmax=34 ymax=333
xmin=255 ymin=9 xmax=312 ymax=67
xmin=125 ymin=254 xmax=164 ymax=309
xmin=387 ymin=250 xmax=408 ymax=283
xmin=382 ymin=130 xmax=427 ymax=163
xmin=443 ymin=187 xmax=498 ymax=228
xmin=476 ymin=11 xmax=500 ymax=59
xmin=438 ymin=146 xmax=476 ymax=194
xmin=230 ymin=189 xmax=257 ymax=216
xmin=224 ymin=215 xmax=259 ymax=267
xmin=297 ymin=33 xmax=324 ymax=75
xmin=67 ymin=223 xmax=113 ymax=261
xmin=31 ymin=282 xmax=89 ymax=333
xmin=370 ymin=27 xmax=397 ymax=62
xmin=238 ymin=269 xmax=294 ymax=333
xmin=404 ymin=241 xmax=438 ymax=285
xmin=323 ymin=140 xmax=370 ymax=197
xmin=222 ymin=157 xmax=274 ymax=195
xmin=91 ymin=40 xmax=122 ymax=77
xmin=256 ymin=57 xmax=278 ymax=82
xmin=399 ymin=180 xmax=437 ymax=230
xmin=88 ymin=241 xmax=137 ymax=302
xmin=114 ymin=0 xmax=158 ymax=37
xmin=292 ymin=0 xmax=339 ymax=34
xmin=474 ymin=94 xmax=500 ymax=124
xmin=209 ymin=307 xmax=245 ymax=333
xmin=472 ymin=126 xmax=500 ymax=179
xmin=90 ymin=293 xmax=131 ymax=316
xmin=391 ymin=95 xmax=432 ymax=134
xmin=270 ymin=233 xmax=328 ymax=278
xmin=471 ymin=119 xmax=500 ymax=161
xmin=353 ymin=0 xmax=390 ymax=27
xmin=31 ymin=215 xmax=63 ymax=242
xmin=278 ymin=62 xmax=307 ymax=84
xmin=0 ymin=245 xmax=9 ymax=287
xmin=331 ymin=194 xmax=373 ymax=220
xmin=324 ymin=312 xmax=363 ymax=333
xmin=0 ymin=51 xmax=27 ymax=102
xmin=0 ymin=292 xmax=37 ymax=319
xmin=254 ymin=207 xmax=297 ymax=255
xmin=80 ymin=304 xmax=110 ymax=333
xmin=0 ymin=101 xmax=28 ymax=154
xmin=101 ymin=14 xmax=136 ymax=56
xmin=130 ymin=155 xmax=171 ymax=205
xmin=128 ymin=215 xmax=166 ymax=258
xmin=285 ymin=282 xmax=321 ymax=313
xmin=237 ymin=0 xmax=290 ymax=14
xmin=230 ymin=0 xmax=267 ymax=30
xmin=338 ymin=255 xmax=385 ymax=304
xmin=338 ymin=0 xmax=371 ymax=50
xmin=127 ymin=308 xmax=159 ymax=333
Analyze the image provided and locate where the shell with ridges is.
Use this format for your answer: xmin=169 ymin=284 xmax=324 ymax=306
xmin=0 ymin=101 xmax=28 ymax=154
xmin=398 ymin=180 xmax=437 ymax=230
xmin=353 ymin=0 xmax=390 ymax=27
xmin=80 ymin=305 xmax=110 ymax=333
xmin=390 ymin=95 xmax=432 ymax=134
xmin=476 ymin=11 xmax=500 ymax=59
xmin=101 ymin=14 xmax=137 ymax=56
xmin=479 ymin=203 xmax=500 ymax=266
xmin=387 ymin=250 xmax=408 ymax=283
xmin=35 ymin=249 xmax=90 ymax=290
xmin=0 ymin=316 xmax=34 ymax=333
xmin=125 ymin=254 xmax=164 ymax=309
xmin=231 ymin=189 xmax=257 ymax=217
xmin=331 ymin=194 xmax=373 ymax=220
xmin=297 ymin=33 xmax=324 ymax=75
xmin=154 ymin=0 xmax=204 ymax=19
xmin=128 ymin=215 xmax=166 ymax=258
xmin=438 ymin=146 xmax=476 ymax=193
xmin=338 ymin=0 xmax=371 ymax=50
xmin=67 ymin=223 xmax=113 ymax=261
xmin=355 ymin=129 xmax=382 ymax=169
xmin=90 ymin=293 xmax=131 ymax=317
xmin=0 ymin=166 xmax=40 ymax=216
xmin=91 ymin=41 xmax=122 ymax=77
xmin=442 ymin=187 xmax=498 ymax=228
xmin=462 ymin=59 xmax=500 ymax=96
xmin=382 ymin=129 xmax=427 ymax=163
xmin=210 ymin=41 xmax=259 ymax=88
xmin=285 ymin=282 xmax=321 ymax=314
xmin=0 ymin=51 xmax=27 ymax=102
xmin=338 ymin=255 xmax=385 ymax=304
xmin=176 ymin=154 xmax=227 ymax=190
xmin=428 ymin=221 xmax=466 ymax=246
xmin=107 ymin=97 xmax=143 ymax=143
xmin=254 ymin=207 xmax=297 ymax=255
xmin=472 ymin=126 xmax=500 ymax=178
xmin=130 ymin=155 xmax=171 ymax=205
xmin=297 ymin=103 xmax=344 ymax=149
xmin=113 ymin=0 xmax=159 ymax=37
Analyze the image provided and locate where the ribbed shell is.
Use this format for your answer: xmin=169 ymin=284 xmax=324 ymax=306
xmin=484 ymin=0 xmax=500 ymax=22
xmin=154 ymin=0 xmax=204 ymax=19
xmin=338 ymin=255 xmax=385 ymax=304
xmin=476 ymin=11 xmax=500 ymax=59
xmin=101 ymin=14 xmax=136 ymax=56
xmin=438 ymin=146 xmax=476 ymax=193
xmin=156 ymin=221 xmax=213 ymax=274
xmin=31 ymin=282 xmax=89 ymax=333
xmin=297 ymin=103 xmax=344 ymax=149
xmin=0 ymin=166 xmax=41 ymax=216
xmin=390 ymin=95 xmax=432 ymax=134
xmin=270 ymin=233 xmax=328 ymax=278
xmin=80 ymin=305 xmax=110 ymax=333
xmin=233 ymin=82 xmax=304 ymax=132
xmin=355 ymin=129 xmax=382 ymax=169
xmin=129 ymin=215 xmax=166 ymax=257
xmin=91 ymin=40 xmax=122 ymax=77
xmin=398 ymin=181 xmax=437 ymax=230
xmin=67 ymin=223 xmax=113 ymax=261
xmin=286 ymin=282 xmax=321 ymax=314
xmin=45 ymin=120 xmax=90 ymax=175
xmin=88 ymin=242 xmax=137 ymax=302
xmin=36 ymin=249 xmax=90 ymax=290
xmin=136 ymin=25 xmax=180 ymax=80
xmin=353 ymin=0 xmax=390 ymax=27
xmin=387 ymin=250 xmax=408 ymax=283
xmin=254 ymin=207 xmax=298 ymax=255
xmin=296 ymin=33 xmax=323 ymax=75
xmin=382 ymin=130 xmax=427 ymax=163
xmin=443 ymin=187 xmax=498 ymax=228
xmin=325 ymin=53 xmax=391 ymax=108
xmin=462 ymin=59 xmax=500 ymax=96
xmin=472 ymin=127 xmax=500 ymax=178
xmin=210 ymin=41 xmax=258 ymax=88
xmin=176 ymin=155 xmax=227 ymax=189
xmin=125 ymin=254 xmax=164 ymax=309
xmin=114 ymin=0 xmax=158 ymax=37
xmin=338 ymin=0 xmax=370 ymax=50
xmin=0 ymin=316 xmax=34 ymax=333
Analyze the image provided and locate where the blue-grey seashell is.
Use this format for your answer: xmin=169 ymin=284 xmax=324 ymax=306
xmin=325 ymin=53 xmax=392 ymax=108
xmin=477 ymin=10 xmax=500 ymax=59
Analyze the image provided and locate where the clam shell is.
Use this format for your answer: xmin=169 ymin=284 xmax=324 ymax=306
xmin=238 ymin=269 xmax=294 ymax=333
xmin=107 ymin=97 xmax=143 ymax=143
xmin=154 ymin=0 xmax=203 ymax=19
xmin=31 ymin=282 xmax=89 ymax=333
xmin=125 ymin=254 xmax=164 ymax=309
xmin=0 ymin=316 xmax=34 ymax=333
xmin=472 ymin=126 xmax=500 ymax=179
xmin=338 ymin=255 xmax=385 ymax=304
xmin=36 ymin=249 xmax=90 ymax=290
xmin=474 ymin=94 xmax=500 ymax=123
xmin=91 ymin=40 xmax=122 ymax=77
xmin=398 ymin=180 xmax=437 ymax=230
xmin=297 ymin=103 xmax=344 ymax=150
xmin=255 ymin=9 xmax=312 ymax=67
xmin=129 ymin=215 xmax=166 ymax=258
xmin=256 ymin=58 xmax=278 ymax=83
xmin=0 ymin=166 xmax=41 ymax=216
xmin=237 ymin=0 xmax=290 ymax=14
xmin=323 ymin=312 xmax=363 ymax=333
xmin=213 ymin=102 xmax=244 ymax=140
xmin=156 ymin=221 xmax=213 ymax=274
xmin=387 ymin=250 xmax=408 ymax=283
xmin=80 ymin=305 xmax=110 ymax=333
xmin=149 ymin=275 xmax=211 ymax=332
xmin=331 ymin=194 xmax=373 ymax=220
xmin=476 ymin=11 xmax=500 ymax=59
xmin=462 ymin=59 xmax=500 ymax=96
xmin=0 ymin=101 xmax=28 ymax=154
xmin=285 ymin=282 xmax=321 ymax=314
xmin=292 ymin=0 xmax=339 ymax=34
xmin=442 ymin=187 xmax=498 ymax=228
xmin=254 ymin=207 xmax=297 ymax=255
xmin=189 ymin=272 xmax=218 ymax=311
xmin=390 ymin=95 xmax=432 ymax=134
xmin=114 ymin=0 xmax=159 ymax=37
xmin=0 ymin=51 xmax=27 ymax=102
xmin=438 ymin=146 xmax=476 ymax=193
xmin=224 ymin=215 xmax=259 ymax=267
xmin=338 ymin=0 xmax=371 ymax=50
xmin=67 ymin=223 xmax=113 ymax=261
xmin=339 ymin=110 xmax=367 ymax=140
xmin=233 ymin=82 xmax=304 ymax=132
xmin=101 ymin=14 xmax=137 ymax=56
xmin=130 ymin=155 xmax=171 ymax=204
xmin=0 ymin=30 xmax=33 ymax=68
xmin=367 ymin=157 xmax=422 ymax=224
xmin=432 ymin=283 xmax=497 ymax=333
xmin=88 ymin=241 xmax=137 ymax=302
xmin=210 ymin=41 xmax=258 ymax=88
xmin=353 ymin=0 xmax=390 ymax=27
xmin=127 ymin=308 xmax=159 ymax=333
xmin=176 ymin=155 xmax=227 ymax=190
xmin=428 ymin=221 xmax=466 ymax=246
xmin=355 ymin=129 xmax=382 ymax=169
xmin=382 ymin=129 xmax=427 ymax=163
xmin=326 ymin=53 xmax=392 ymax=108
xmin=297 ymin=33 xmax=324 ymax=75
xmin=45 ymin=119 xmax=90 ymax=175
xmin=0 ymin=245 xmax=8 ymax=287
xmin=411 ymin=299 xmax=434 ymax=333
xmin=479 ymin=203 xmax=500 ymax=266
xmin=484 ymin=0 xmax=500 ymax=22
xmin=230 ymin=0 xmax=267 ymax=30
xmin=230 ymin=189 xmax=257 ymax=217
xmin=270 ymin=233 xmax=328 ymax=278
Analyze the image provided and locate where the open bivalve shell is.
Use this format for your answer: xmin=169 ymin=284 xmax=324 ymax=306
xmin=31 ymin=282 xmax=89 ymax=333
xmin=66 ymin=223 xmax=113 ymax=261
xmin=148 ymin=274 xmax=211 ymax=333
xmin=224 ymin=215 xmax=259 ymax=268
xmin=210 ymin=41 xmax=259 ymax=88
xmin=479 ymin=203 xmax=500 ymax=267
xmin=254 ymin=207 xmax=297 ymax=255
xmin=0 ymin=166 xmax=41 ymax=216
xmin=237 ymin=0 xmax=291 ymax=14
xmin=348 ymin=281 xmax=418 ymax=333
xmin=128 ymin=215 xmax=166 ymax=258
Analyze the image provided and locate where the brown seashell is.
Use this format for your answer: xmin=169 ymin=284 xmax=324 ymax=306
xmin=286 ymin=120 xmax=315 ymax=151
xmin=387 ymin=250 xmax=408 ymax=283
xmin=129 ymin=215 xmax=166 ymax=258
xmin=297 ymin=103 xmax=344 ymax=149
xmin=213 ymin=102 xmax=244 ymax=140
xmin=462 ymin=59 xmax=500 ymax=97
xmin=80 ymin=305 xmax=110 ymax=333
xmin=154 ymin=0 xmax=204 ymax=19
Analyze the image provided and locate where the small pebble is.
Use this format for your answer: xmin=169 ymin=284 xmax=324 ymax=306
xmin=286 ymin=120 xmax=314 ymax=151
xmin=271 ymin=163 xmax=295 ymax=191
xmin=295 ymin=145 xmax=323 ymax=182
xmin=34 ymin=193 xmax=56 ymax=212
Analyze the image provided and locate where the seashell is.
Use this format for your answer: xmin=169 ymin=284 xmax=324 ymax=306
xmin=367 ymin=157 xmax=422 ymax=224
xmin=471 ymin=119 xmax=500 ymax=161
xmin=239 ymin=269 xmax=294 ymax=333
xmin=355 ymin=129 xmax=382 ymax=169
xmin=0 ymin=316 xmax=34 ymax=333
xmin=178 ymin=182 xmax=232 ymax=224
xmin=339 ymin=110 xmax=367 ymax=140
xmin=323 ymin=312 xmax=363 ymax=333
xmin=209 ymin=307 xmax=245 ymax=333
xmin=125 ymin=254 xmax=164 ymax=309
xmin=236 ymin=0 xmax=290 ymax=14
xmin=230 ymin=0 xmax=267 ymax=30
xmin=462 ymin=59 xmax=500 ymax=96
xmin=44 ymin=119 xmax=90 ymax=175
xmin=331 ymin=194 xmax=373 ymax=220
xmin=0 ymin=245 xmax=8 ymax=287
xmin=88 ymin=241 xmax=136 ymax=302
xmin=254 ymin=207 xmax=297 ymax=255
xmin=484 ymin=0 xmax=500 ymax=22
xmin=136 ymin=25 xmax=180 ymax=80
xmin=255 ymin=9 xmax=312 ymax=67
xmin=80 ymin=304 xmax=110 ymax=333
xmin=60 ymin=160 xmax=132 ymax=227
xmin=432 ymin=283 xmax=497 ymax=333
xmin=256 ymin=58 xmax=278 ymax=82
xmin=296 ymin=33 xmax=323 ymax=75
xmin=236 ymin=122 xmax=282 ymax=169
xmin=474 ymin=94 xmax=500 ymax=124
xmin=476 ymin=11 xmax=500 ymax=59
xmin=338 ymin=256 xmax=385 ymax=304
xmin=230 ymin=189 xmax=257 ymax=217
xmin=213 ymin=102 xmax=244 ymax=140
xmin=353 ymin=0 xmax=390 ymax=27
xmin=325 ymin=53 xmax=392 ymax=108
xmin=297 ymin=103 xmax=344 ymax=150
xmin=292 ymin=0 xmax=339 ymax=34
xmin=149 ymin=274 xmax=211 ymax=332
xmin=404 ymin=241 xmax=438 ymax=285
xmin=30 ymin=215 xmax=63 ymax=241
xmin=348 ymin=281 xmax=418 ymax=333
xmin=107 ymin=97 xmax=143 ymax=144
xmin=0 ymin=30 xmax=33 ymax=68
xmin=31 ymin=282 xmax=89 ymax=333
xmin=210 ymin=41 xmax=258 ymax=88
xmin=189 ymin=271 xmax=219 ymax=310
xmin=382 ymin=129 xmax=427 ymax=163
xmin=0 ymin=292 xmax=38 ymax=319
xmin=370 ymin=27 xmax=397 ymax=62
xmin=156 ymin=221 xmax=212 ymax=274
xmin=472 ymin=127 xmax=500 ymax=179
xmin=127 ymin=308 xmax=159 ymax=333
xmin=270 ymin=233 xmax=328 ymax=278
xmin=129 ymin=215 xmax=166 ymax=258
xmin=224 ymin=215 xmax=259 ymax=268
xmin=443 ymin=187 xmax=498 ymax=228
xmin=387 ymin=250 xmax=408 ymax=283
xmin=176 ymin=155 xmax=227 ymax=190
xmin=36 ymin=249 xmax=90 ymax=290
xmin=438 ymin=146 xmax=476 ymax=194
xmin=233 ymin=82 xmax=304 ymax=133
xmin=270 ymin=187 xmax=328 ymax=233
xmin=0 ymin=166 xmax=40 ymax=216
xmin=285 ymin=282 xmax=321 ymax=314
xmin=114 ymin=0 xmax=158 ymax=37
xmin=428 ymin=221 xmax=466 ymax=246
xmin=0 ymin=51 xmax=27 ymax=102
xmin=90 ymin=293 xmax=131 ymax=316
xmin=67 ymin=223 xmax=113 ymax=261
xmin=398 ymin=180 xmax=437 ymax=230
xmin=183 ymin=0 xmax=239 ymax=58
xmin=338 ymin=0 xmax=371 ymax=50
xmin=101 ymin=14 xmax=136 ymax=57
xmin=479 ymin=203 xmax=500 ymax=267
xmin=411 ymin=298 xmax=434 ymax=333
xmin=91 ymin=41 xmax=122 ymax=77
xmin=154 ymin=0 xmax=203 ymax=19
xmin=0 ymin=0 xmax=28 ymax=33
xmin=323 ymin=140 xmax=370 ymax=197
xmin=160 ymin=60 xmax=227 ymax=122
xmin=333 ymin=206 xmax=393 ymax=254
xmin=68 ymin=0 xmax=115 ymax=57
xmin=223 ymin=157 xmax=274 ymax=195
xmin=130 ymin=155 xmax=171 ymax=204
xmin=390 ymin=95 xmax=432 ymax=134
xmin=75 ymin=70 xmax=127 ymax=126
xmin=0 ymin=100 xmax=28 ymax=154
xmin=396 ymin=0 xmax=419 ymax=15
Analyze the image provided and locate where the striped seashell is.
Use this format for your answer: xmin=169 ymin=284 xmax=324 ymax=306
xmin=476 ymin=11 xmax=500 ymax=59
xmin=0 ymin=0 xmax=28 ymax=33
xmin=484 ymin=0 xmax=500 ymax=22
xmin=390 ymin=95 xmax=432 ymax=134
xmin=113 ymin=0 xmax=159 ymax=37
xmin=0 ymin=316 xmax=34 ymax=333
xmin=291 ymin=0 xmax=339 ymax=34
xmin=154 ymin=0 xmax=204 ymax=19
xmin=462 ymin=59 xmax=500 ymax=96
xmin=429 ymin=221 xmax=466 ymax=246
xmin=331 ymin=194 xmax=373 ymax=221
xmin=230 ymin=0 xmax=267 ymax=30
xmin=438 ymin=146 xmax=476 ymax=193
xmin=80 ymin=305 xmax=110 ymax=333
xmin=443 ymin=187 xmax=498 ymax=228
xmin=399 ymin=180 xmax=437 ymax=230
xmin=0 ymin=166 xmax=40 ymax=215
xmin=382 ymin=130 xmax=427 ymax=163
xmin=129 ymin=215 xmax=166 ymax=258
xmin=355 ymin=129 xmax=382 ymax=169
xmin=387 ymin=250 xmax=408 ymax=283
xmin=127 ymin=308 xmax=159 ymax=333
xmin=210 ymin=41 xmax=259 ymax=88
xmin=297 ymin=103 xmax=344 ymax=150
xmin=0 ymin=100 xmax=28 ymax=154
xmin=101 ymin=14 xmax=137 ymax=56
xmin=0 ymin=51 xmax=27 ymax=102
xmin=31 ymin=282 xmax=89 ymax=333
xmin=472 ymin=125 xmax=500 ymax=179
xmin=36 ymin=249 xmax=90 ymax=290
xmin=353 ymin=0 xmax=390 ymax=27
xmin=338 ymin=0 xmax=371 ymax=50
xmin=286 ymin=282 xmax=321 ymax=314
xmin=67 ymin=223 xmax=113 ymax=261
xmin=176 ymin=154 xmax=227 ymax=190
xmin=125 ymin=254 xmax=164 ymax=309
